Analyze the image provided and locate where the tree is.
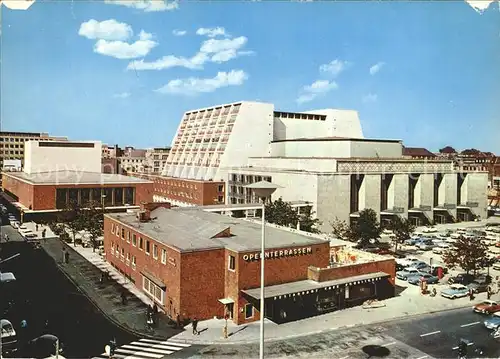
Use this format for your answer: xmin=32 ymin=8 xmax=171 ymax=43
xmin=330 ymin=217 xmax=355 ymax=241
xmin=80 ymin=200 xmax=104 ymax=252
xmin=298 ymin=206 xmax=321 ymax=234
xmin=61 ymin=201 xmax=85 ymax=246
xmin=439 ymin=146 xmax=457 ymax=154
xmin=442 ymin=236 xmax=489 ymax=274
xmin=351 ymin=209 xmax=381 ymax=247
xmin=387 ymin=216 xmax=415 ymax=252
xmin=264 ymin=198 xmax=299 ymax=228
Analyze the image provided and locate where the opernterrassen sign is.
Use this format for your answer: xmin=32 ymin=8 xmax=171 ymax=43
xmin=243 ymin=247 xmax=313 ymax=261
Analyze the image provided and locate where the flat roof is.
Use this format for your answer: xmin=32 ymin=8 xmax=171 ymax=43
xmin=2 ymin=171 xmax=153 ymax=185
xmin=271 ymin=137 xmax=402 ymax=144
xmin=242 ymin=272 xmax=390 ymax=299
xmin=107 ymin=207 xmax=328 ymax=253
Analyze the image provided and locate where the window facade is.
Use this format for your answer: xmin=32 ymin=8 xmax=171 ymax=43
xmin=54 ymin=187 xmax=136 ymax=209
xmin=145 ymin=240 xmax=150 ymax=254
xmin=228 ymin=255 xmax=236 ymax=271
xmin=132 ymin=234 xmax=137 ymax=246
xmin=143 ymin=277 xmax=164 ymax=304
xmin=139 ymin=237 xmax=143 ymax=250
xmin=131 ymin=255 xmax=136 ymax=270
xmin=244 ymin=303 xmax=254 ymax=319
xmin=153 ymin=244 xmax=158 ymax=259
xmin=161 ymin=249 xmax=167 ymax=264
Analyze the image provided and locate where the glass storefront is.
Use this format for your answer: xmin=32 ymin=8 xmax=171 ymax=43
xmin=55 ymin=187 xmax=136 ymax=209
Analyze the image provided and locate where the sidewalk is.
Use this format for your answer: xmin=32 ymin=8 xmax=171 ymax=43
xmin=39 ymin=236 xmax=183 ymax=341
xmin=169 ymin=283 xmax=488 ymax=345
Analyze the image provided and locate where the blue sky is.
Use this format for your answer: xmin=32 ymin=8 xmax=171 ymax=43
xmin=2 ymin=0 xmax=500 ymax=153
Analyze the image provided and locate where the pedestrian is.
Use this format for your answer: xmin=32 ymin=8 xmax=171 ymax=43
xmin=176 ymin=314 xmax=181 ymax=329
xmin=100 ymin=271 xmax=106 ymax=283
xmin=62 ymin=246 xmax=66 ymax=264
xmin=152 ymin=303 xmax=158 ymax=323
xmin=488 ymin=286 xmax=492 ymax=300
xmin=121 ymin=290 xmax=127 ymax=305
xmin=42 ymin=229 xmax=46 ymax=239
xmin=36 ymin=224 xmax=39 ymax=232
xmin=469 ymin=288 xmax=474 ymax=301
xmin=192 ymin=317 xmax=198 ymax=335
xmin=64 ymin=250 xmax=70 ymax=264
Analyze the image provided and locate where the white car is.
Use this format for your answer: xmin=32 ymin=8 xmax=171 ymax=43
xmin=423 ymin=227 xmax=438 ymax=233
xmin=493 ymin=262 xmax=500 ymax=271
xmin=17 ymin=225 xmax=28 ymax=232
xmin=432 ymin=243 xmax=450 ymax=254
xmin=397 ymin=257 xmax=421 ymax=267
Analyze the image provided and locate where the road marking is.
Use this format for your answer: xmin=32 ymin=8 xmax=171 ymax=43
xmin=339 ymin=356 xmax=350 ymax=359
xmin=384 ymin=342 xmax=397 ymax=347
xmin=416 ymin=356 xmax=428 ymax=359
xmin=453 ymin=342 xmax=474 ymax=350
xmin=420 ymin=330 xmax=441 ymax=337
xmin=460 ymin=321 xmax=480 ymax=327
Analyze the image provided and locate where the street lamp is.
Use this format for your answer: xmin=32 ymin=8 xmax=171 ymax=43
xmin=101 ymin=194 xmax=107 ymax=212
xmin=244 ymin=180 xmax=282 ymax=359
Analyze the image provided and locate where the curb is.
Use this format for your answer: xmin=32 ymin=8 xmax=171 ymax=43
xmin=40 ymin=240 xmax=178 ymax=341
xmin=178 ymin=305 xmax=474 ymax=346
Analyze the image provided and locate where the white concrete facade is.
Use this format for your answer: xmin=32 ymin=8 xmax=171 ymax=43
xmin=163 ymin=101 xmax=366 ymax=181
xmin=24 ymin=140 xmax=102 ymax=174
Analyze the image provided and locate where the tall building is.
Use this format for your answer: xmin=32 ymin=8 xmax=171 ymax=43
xmin=163 ymin=101 xmax=364 ymax=182
xmin=145 ymin=147 xmax=171 ymax=174
xmin=0 ymin=131 xmax=68 ymax=168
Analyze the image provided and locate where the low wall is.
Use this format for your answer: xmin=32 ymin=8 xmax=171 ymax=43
xmin=308 ymin=258 xmax=396 ymax=285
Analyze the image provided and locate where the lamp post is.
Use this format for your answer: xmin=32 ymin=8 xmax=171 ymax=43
xmin=244 ymin=181 xmax=282 ymax=359
xmin=101 ymin=194 xmax=107 ymax=212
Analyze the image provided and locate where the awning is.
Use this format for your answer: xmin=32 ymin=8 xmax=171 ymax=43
xmin=242 ymin=272 xmax=390 ymax=300
xmin=218 ymin=298 xmax=235 ymax=305
xmin=141 ymin=270 xmax=166 ymax=290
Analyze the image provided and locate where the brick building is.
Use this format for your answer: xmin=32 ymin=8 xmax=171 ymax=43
xmin=130 ymin=173 xmax=225 ymax=206
xmin=104 ymin=205 xmax=395 ymax=325
xmin=1 ymin=171 xmax=153 ymax=221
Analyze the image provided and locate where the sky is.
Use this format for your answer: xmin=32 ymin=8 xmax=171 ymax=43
xmin=2 ymin=0 xmax=500 ymax=153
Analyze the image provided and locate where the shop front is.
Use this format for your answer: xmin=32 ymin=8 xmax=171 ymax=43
xmin=242 ymin=272 xmax=392 ymax=324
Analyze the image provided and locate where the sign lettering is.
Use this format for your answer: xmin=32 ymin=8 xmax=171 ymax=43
xmin=243 ymin=247 xmax=313 ymax=261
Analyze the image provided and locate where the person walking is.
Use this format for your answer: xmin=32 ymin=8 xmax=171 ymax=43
xmin=192 ymin=318 xmax=198 ymax=335
xmin=488 ymin=286 xmax=492 ymax=300
xmin=469 ymin=288 xmax=474 ymax=301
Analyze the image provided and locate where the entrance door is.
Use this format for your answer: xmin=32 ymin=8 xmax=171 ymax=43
xmin=225 ymin=303 xmax=234 ymax=319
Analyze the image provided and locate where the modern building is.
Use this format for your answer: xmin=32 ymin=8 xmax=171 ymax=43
xmin=1 ymin=140 xmax=153 ymax=221
xmin=145 ymin=147 xmax=171 ymax=174
xmin=0 ymin=131 xmax=68 ymax=168
xmin=131 ymin=173 xmax=225 ymax=207
xmin=160 ymin=101 xmax=488 ymax=228
xmin=104 ymin=204 xmax=396 ymax=325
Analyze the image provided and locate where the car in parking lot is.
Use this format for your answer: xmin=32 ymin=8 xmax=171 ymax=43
xmin=484 ymin=312 xmax=500 ymax=329
xmin=416 ymin=240 xmax=434 ymax=251
xmin=432 ymin=242 xmax=451 ymax=254
xmin=493 ymin=262 xmax=500 ymax=271
xmin=423 ymin=226 xmax=438 ymax=233
xmin=396 ymin=267 xmax=423 ymax=280
xmin=441 ymin=284 xmax=470 ymax=299
xmin=448 ymin=273 xmax=476 ymax=285
xmin=396 ymin=257 xmax=420 ymax=267
xmin=473 ymin=300 xmax=500 ymax=314
xmin=409 ymin=261 xmax=432 ymax=272
xmin=430 ymin=265 xmax=449 ymax=276
xmin=407 ymin=273 xmax=439 ymax=285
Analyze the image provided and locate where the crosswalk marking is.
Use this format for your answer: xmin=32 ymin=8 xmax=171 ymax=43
xmin=115 ymin=348 xmax=164 ymax=358
xmin=127 ymin=341 xmax=184 ymax=351
xmin=92 ymin=338 xmax=191 ymax=359
xmin=122 ymin=345 xmax=174 ymax=354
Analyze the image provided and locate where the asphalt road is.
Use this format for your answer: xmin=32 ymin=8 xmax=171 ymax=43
xmin=175 ymin=308 xmax=500 ymax=359
xmin=0 ymin=224 xmax=138 ymax=358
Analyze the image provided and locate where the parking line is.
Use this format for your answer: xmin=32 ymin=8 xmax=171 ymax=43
xmin=384 ymin=342 xmax=397 ymax=347
xmin=416 ymin=356 xmax=428 ymax=359
xmin=460 ymin=321 xmax=480 ymax=327
xmin=420 ymin=330 xmax=441 ymax=337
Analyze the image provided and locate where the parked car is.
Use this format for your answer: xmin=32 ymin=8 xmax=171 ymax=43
xmin=484 ymin=312 xmax=500 ymax=329
xmin=430 ymin=265 xmax=449 ymax=276
xmin=441 ymin=284 xmax=470 ymax=299
xmin=448 ymin=273 xmax=476 ymax=285
xmin=396 ymin=257 xmax=420 ymax=267
xmin=492 ymin=262 xmax=500 ymax=271
xmin=24 ymin=334 xmax=64 ymax=359
xmin=0 ymin=319 xmax=18 ymax=356
xmin=408 ymin=273 xmax=439 ymax=285
xmin=422 ymin=226 xmax=438 ymax=233
xmin=416 ymin=241 xmax=434 ymax=251
xmin=473 ymin=300 xmax=500 ymax=314
xmin=396 ymin=267 xmax=423 ymax=280
xmin=409 ymin=261 xmax=432 ymax=272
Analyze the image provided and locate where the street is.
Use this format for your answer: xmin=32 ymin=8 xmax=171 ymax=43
xmin=179 ymin=308 xmax=500 ymax=359
xmin=0 ymin=224 xmax=138 ymax=358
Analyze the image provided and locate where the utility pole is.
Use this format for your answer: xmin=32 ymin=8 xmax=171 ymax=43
xmin=55 ymin=338 xmax=59 ymax=359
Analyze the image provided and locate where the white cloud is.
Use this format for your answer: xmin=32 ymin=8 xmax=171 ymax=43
xmin=369 ymin=62 xmax=385 ymax=75
xmin=128 ymin=35 xmax=252 ymax=71
xmin=172 ymin=29 xmax=187 ymax=36
xmin=156 ymin=70 xmax=248 ymax=96
xmin=319 ymin=59 xmax=351 ymax=77
xmin=113 ymin=92 xmax=130 ymax=99
xmin=296 ymin=80 xmax=338 ymax=104
xmin=94 ymin=31 xmax=157 ymax=59
xmin=128 ymin=52 xmax=208 ymax=71
xmin=362 ymin=93 xmax=378 ymax=103
xmin=196 ymin=27 xmax=227 ymax=38
xmin=104 ymin=0 xmax=178 ymax=12
xmin=78 ymin=19 xmax=132 ymax=41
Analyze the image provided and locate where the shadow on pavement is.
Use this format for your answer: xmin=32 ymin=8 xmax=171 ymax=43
xmin=362 ymin=344 xmax=391 ymax=358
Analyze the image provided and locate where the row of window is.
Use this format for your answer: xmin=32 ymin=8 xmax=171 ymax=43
xmin=55 ymin=187 xmax=135 ymax=209
xmin=111 ymin=222 xmax=169 ymax=264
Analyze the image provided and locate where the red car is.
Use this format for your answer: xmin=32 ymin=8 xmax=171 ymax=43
xmin=473 ymin=300 xmax=500 ymax=314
